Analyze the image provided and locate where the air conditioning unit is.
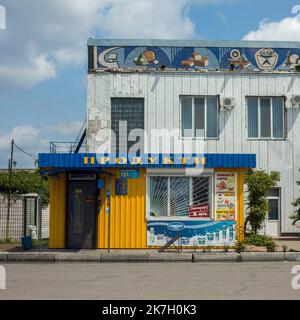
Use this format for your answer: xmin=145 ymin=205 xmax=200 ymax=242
xmin=222 ymin=97 xmax=235 ymax=110
xmin=291 ymin=95 xmax=300 ymax=107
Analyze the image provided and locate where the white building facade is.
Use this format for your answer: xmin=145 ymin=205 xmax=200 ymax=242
xmin=86 ymin=39 xmax=300 ymax=237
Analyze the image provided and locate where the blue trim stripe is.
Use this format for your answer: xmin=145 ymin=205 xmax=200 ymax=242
xmin=38 ymin=153 xmax=256 ymax=169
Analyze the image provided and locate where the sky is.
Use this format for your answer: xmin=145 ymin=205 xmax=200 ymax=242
xmin=0 ymin=0 xmax=300 ymax=168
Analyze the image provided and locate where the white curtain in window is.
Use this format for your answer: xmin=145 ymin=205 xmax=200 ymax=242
xmin=181 ymin=97 xmax=193 ymax=137
xmin=260 ymin=98 xmax=271 ymax=138
xmin=247 ymin=97 xmax=259 ymax=138
xmin=272 ymin=97 xmax=284 ymax=138
xmin=206 ymin=97 xmax=218 ymax=138
xmin=194 ymin=97 xmax=205 ymax=138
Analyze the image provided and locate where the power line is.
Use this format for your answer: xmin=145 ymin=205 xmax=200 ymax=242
xmin=13 ymin=142 xmax=38 ymax=160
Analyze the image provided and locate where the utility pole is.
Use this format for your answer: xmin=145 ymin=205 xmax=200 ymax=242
xmin=6 ymin=139 xmax=14 ymax=240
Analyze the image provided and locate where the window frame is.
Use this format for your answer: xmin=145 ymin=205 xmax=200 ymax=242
xmin=246 ymin=96 xmax=285 ymax=140
xmin=180 ymin=95 xmax=219 ymax=140
xmin=267 ymin=187 xmax=281 ymax=222
xmin=146 ymin=173 xmax=213 ymax=221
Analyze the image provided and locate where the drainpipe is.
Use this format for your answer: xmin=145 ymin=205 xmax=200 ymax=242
xmin=107 ymin=174 xmax=111 ymax=254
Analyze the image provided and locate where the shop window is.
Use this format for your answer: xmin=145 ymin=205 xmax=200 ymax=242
xmin=181 ymin=96 xmax=218 ymax=139
xmin=149 ymin=176 xmax=211 ymax=218
xmin=247 ymin=97 xmax=284 ymax=139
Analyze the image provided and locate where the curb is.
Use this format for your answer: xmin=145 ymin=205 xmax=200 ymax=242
xmin=240 ymin=252 xmax=285 ymax=262
xmin=193 ymin=252 xmax=240 ymax=262
xmin=0 ymin=251 xmax=300 ymax=263
xmin=55 ymin=252 xmax=101 ymax=262
xmin=0 ymin=253 xmax=8 ymax=262
xmin=6 ymin=253 xmax=55 ymax=262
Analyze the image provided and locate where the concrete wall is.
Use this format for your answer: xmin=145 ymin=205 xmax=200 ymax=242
xmin=87 ymin=71 xmax=300 ymax=234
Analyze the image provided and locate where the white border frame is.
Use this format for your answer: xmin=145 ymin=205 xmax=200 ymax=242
xmin=180 ymin=95 xmax=219 ymax=140
xmin=146 ymin=169 xmax=214 ymax=221
xmin=246 ymin=96 xmax=285 ymax=140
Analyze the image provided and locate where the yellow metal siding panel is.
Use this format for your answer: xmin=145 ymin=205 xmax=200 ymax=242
xmin=237 ymin=170 xmax=245 ymax=242
xmin=49 ymin=174 xmax=66 ymax=248
xmin=97 ymin=168 xmax=147 ymax=249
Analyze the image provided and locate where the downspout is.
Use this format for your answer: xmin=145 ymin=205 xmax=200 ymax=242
xmin=107 ymin=174 xmax=111 ymax=254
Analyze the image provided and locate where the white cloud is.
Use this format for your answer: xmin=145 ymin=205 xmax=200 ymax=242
xmin=0 ymin=122 xmax=83 ymax=168
xmin=243 ymin=15 xmax=300 ymax=41
xmin=45 ymin=121 xmax=83 ymax=137
xmin=0 ymin=126 xmax=47 ymax=168
xmin=100 ymin=0 xmax=195 ymax=39
xmin=0 ymin=0 xmax=196 ymax=90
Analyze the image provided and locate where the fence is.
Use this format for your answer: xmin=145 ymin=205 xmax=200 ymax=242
xmin=0 ymin=193 xmax=50 ymax=241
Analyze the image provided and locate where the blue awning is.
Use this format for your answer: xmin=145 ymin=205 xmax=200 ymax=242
xmin=38 ymin=153 xmax=256 ymax=169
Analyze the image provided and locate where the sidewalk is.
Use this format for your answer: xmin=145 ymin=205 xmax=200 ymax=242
xmin=1 ymin=249 xmax=300 ymax=263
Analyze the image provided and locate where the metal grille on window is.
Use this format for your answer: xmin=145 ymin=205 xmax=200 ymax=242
xmin=150 ymin=176 xmax=210 ymax=218
xmin=111 ymin=98 xmax=144 ymax=154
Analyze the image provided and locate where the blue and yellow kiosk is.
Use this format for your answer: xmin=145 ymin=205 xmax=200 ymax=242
xmin=38 ymin=153 xmax=255 ymax=249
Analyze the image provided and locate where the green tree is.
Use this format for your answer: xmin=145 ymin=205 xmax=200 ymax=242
xmin=291 ymin=181 xmax=300 ymax=225
xmin=245 ymin=169 xmax=280 ymax=234
xmin=0 ymin=170 xmax=49 ymax=205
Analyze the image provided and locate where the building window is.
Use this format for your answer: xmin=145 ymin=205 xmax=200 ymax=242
xmin=247 ymin=97 xmax=284 ymax=139
xmin=267 ymin=188 xmax=280 ymax=221
xmin=181 ymin=96 xmax=218 ymax=139
xmin=149 ymin=176 xmax=211 ymax=219
xmin=111 ymin=98 xmax=144 ymax=154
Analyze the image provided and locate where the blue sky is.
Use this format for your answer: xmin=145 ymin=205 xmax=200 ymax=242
xmin=0 ymin=0 xmax=300 ymax=167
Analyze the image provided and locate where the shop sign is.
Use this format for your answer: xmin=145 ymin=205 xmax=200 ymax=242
xmin=83 ymin=154 xmax=206 ymax=167
xmin=120 ymin=170 xmax=139 ymax=179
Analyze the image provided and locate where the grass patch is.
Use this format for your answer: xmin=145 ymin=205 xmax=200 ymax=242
xmin=32 ymin=239 xmax=49 ymax=248
xmin=0 ymin=239 xmax=19 ymax=245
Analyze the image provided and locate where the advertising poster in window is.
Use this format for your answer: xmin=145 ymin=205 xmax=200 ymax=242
xmin=147 ymin=220 xmax=236 ymax=247
xmin=215 ymin=173 xmax=236 ymax=221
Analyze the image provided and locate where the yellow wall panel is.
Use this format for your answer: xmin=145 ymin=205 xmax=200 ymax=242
xmin=49 ymin=173 xmax=66 ymax=248
xmin=97 ymin=168 xmax=147 ymax=249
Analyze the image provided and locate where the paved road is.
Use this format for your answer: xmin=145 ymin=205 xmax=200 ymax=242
xmin=0 ymin=262 xmax=300 ymax=300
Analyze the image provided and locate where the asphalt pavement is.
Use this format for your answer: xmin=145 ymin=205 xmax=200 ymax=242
xmin=0 ymin=262 xmax=300 ymax=300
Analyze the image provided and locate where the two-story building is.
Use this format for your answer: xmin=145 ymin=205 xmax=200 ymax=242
xmin=39 ymin=39 xmax=300 ymax=249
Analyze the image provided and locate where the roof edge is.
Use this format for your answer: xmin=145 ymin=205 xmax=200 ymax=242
xmin=87 ymin=38 xmax=300 ymax=49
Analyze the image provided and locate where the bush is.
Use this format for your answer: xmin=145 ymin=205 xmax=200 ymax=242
xmin=245 ymin=169 xmax=280 ymax=234
xmin=245 ymin=233 xmax=276 ymax=251
xmin=235 ymin=241 xmax=245 ymax=253
xmin=266 ymin=241 xmax=276 ymax=252
xmin=223 ymin=245 xmax=229 ymax=252
xmin=0 ymin=170 xmax=49 ymax=205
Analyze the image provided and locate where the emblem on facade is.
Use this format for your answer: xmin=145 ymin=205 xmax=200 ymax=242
xmin=255 ymin=48 xmax=278 ymax=70
xmin=98 ymin=47 xmax=119 ymax=68
xmin=228 ymin=49 xmax=250 ymax=69
xmin=285 ymin=53 xmax=300 ymax=69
